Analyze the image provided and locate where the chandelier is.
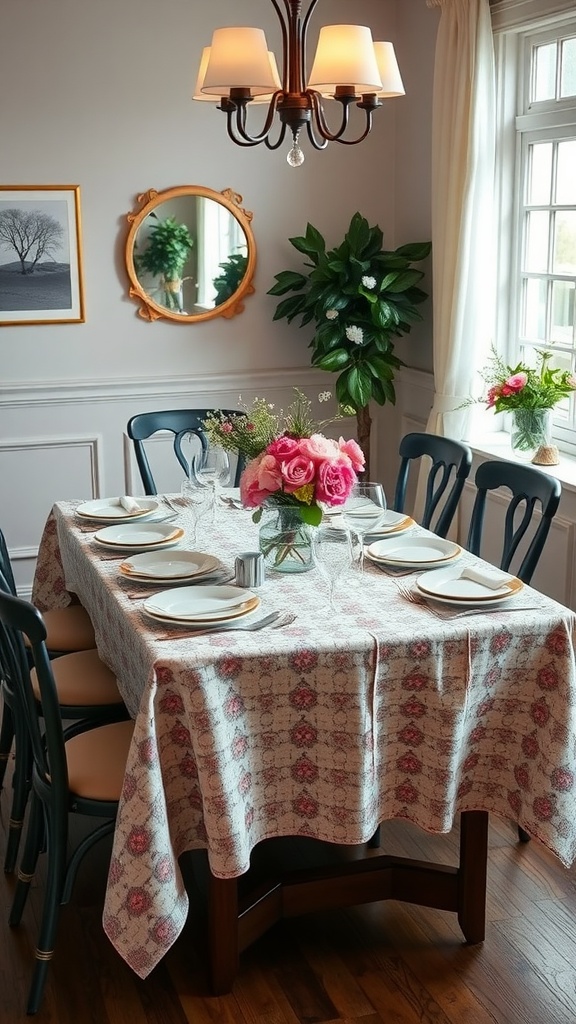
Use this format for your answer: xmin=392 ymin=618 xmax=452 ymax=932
xmin=193 ymin=0 xmax=404 ymax=167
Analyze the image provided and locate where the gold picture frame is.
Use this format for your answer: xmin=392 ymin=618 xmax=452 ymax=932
xmin=0 ymin=185 xmax=85 ymax=325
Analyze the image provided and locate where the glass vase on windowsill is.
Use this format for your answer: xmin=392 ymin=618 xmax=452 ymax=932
xmin=509 ymin=408 xmax=553 ymax=460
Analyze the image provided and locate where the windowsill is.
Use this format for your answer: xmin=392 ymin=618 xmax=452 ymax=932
xmin=465 ymin=430 xmax=576 ymax=494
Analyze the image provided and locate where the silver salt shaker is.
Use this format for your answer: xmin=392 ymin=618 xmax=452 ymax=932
xmin=235 ymin=551 xmax=265 ymax=588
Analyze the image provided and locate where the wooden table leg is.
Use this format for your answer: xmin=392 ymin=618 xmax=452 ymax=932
xmin=458 ymin=810 xmax=488 ymax=944
xmin=208 ymin=874 xmax=239 ymax=995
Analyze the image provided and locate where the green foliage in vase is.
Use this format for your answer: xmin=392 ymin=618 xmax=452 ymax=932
xmin=267 ymin=212 xmax=431 ymax=413
xmin=135 ymin=215 xmax=194 ymax=281
xmin=212 ymin=252 xmax=248 ymax=306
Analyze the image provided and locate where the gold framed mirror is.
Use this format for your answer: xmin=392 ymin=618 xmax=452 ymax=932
xmin=125 ymin=185 xmax=256 ymax=323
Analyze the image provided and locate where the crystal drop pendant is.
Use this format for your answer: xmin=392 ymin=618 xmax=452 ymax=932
xmin=287 ymin=132 xmax=305 ymax=167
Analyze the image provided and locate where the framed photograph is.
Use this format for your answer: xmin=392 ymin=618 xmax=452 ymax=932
xmin=0 ymin=185 xmax=85 ymax=325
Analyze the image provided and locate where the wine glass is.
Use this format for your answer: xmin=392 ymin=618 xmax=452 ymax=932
xmin=340 ymin=482 xmax=388 ymax=572
xmin=313 ymin=525 xmax=353 ymax=613
xmin=192 ymin=446 xmax=230 ymax=522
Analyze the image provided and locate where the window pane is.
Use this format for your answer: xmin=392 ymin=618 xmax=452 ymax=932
xmin=551 ymin=280 xmax=575 ymax=343
xmin=533 ymin=42 xmax=557 ymax=101
xmin=553 ymin=211 xmax=576 ymax=274
xmin=523 ymin=277 xmax=547 ymax=340
xmin=560 ymin=37 xmax=576 ymax=97
xmin=524 ymin=211 xmax=550 ymax=271
xmin=528 ymin=142 xmax=552 ymax=204
xmin=556 ymin=140 xmax=576 ymax=204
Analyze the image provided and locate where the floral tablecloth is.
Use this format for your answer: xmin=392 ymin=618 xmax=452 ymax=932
xmin=33 ymin=500 xmax=576 ymax=979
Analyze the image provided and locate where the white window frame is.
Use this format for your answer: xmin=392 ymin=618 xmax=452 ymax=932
xmin=492 ymin=2 xmax=576 ymax=454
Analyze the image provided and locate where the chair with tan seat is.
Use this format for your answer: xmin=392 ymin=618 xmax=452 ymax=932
xmin=0 ymin=588 xmax=134 ymax=1015
xmin=0 ymin=530 xmax=128 ymax=873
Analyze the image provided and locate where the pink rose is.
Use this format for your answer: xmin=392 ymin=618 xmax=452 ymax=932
xmin=504 ymin=372 xmax=527 ymax=392
xmin=298 ymin=433 xmax=339 ymax=462
xmin=240 ymin=453 xmax=282 ymax=507
xmin=267 ymin=435 xmax=299 ymax=459
xmin=315 ymin=458 xmax=356 ymax=505
xmin=338 ymin=437 xmax=365 ymax=472
xmin=281 ymin=455 xmax=315 ymax=492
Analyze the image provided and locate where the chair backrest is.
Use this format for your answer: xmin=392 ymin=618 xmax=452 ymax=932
xmin=466 ymin=460 xmax=561 ymax=584
xmin=0 ymin=589 xmax=67 ymax=796
xmin=393 ymin=432 xmax=473 ymax=539
xmin=0 ymin=527 xmax=17 ymax=596
xmin=126 ymin=408 xmax=245 ymax=494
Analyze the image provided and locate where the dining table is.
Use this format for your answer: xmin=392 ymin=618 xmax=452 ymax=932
xmin=32 ymin=495 xmax=576 ymax=991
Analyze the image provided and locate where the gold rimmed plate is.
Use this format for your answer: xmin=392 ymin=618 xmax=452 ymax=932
xmin=77 ymin=498 xmax=159 ymax=521
xmin=119 ymin=550 xmax=221 ymax=581
xmin=94 ymin=523 xmax=184 ymax=549
xmin=142 ymin=585 xmax=260 ymax=623
xmin=415 ymin=567 xmax=524 ymax=606
xmin=365 ymin=535 xmax=461 ymax=569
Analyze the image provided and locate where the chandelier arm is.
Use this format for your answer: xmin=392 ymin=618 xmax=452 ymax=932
xmin=304 ymin=119 xmax=328 ymax=151
xmin=300 ymin=0 xmax=321 ymax=92
xmin=264 ymin=122 xmax=289 ymax=150
xmin=309 ymin=90 xmax=352 ymax=142
xmin=221 ymin=93 xmax=282 ymax=145
xmin=271 ymin=0 xmax=289 ymax=89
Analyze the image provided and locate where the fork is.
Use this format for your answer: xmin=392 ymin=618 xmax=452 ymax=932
xmin=162 ymin=496 xmax=182 ymax=514
xmin=153 ymin=611 xmax=296 ymax=640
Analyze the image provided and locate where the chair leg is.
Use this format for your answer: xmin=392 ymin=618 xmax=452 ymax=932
xmin=25 ymin=805 xmax=67 ymax=1015
xmin=0 ymin=699 xmax=14 ymax=789
xmin=518 ymin=825 xmax=531 ymax=843
xmin=3 ymin=718 xmax=32 ymax=874
xmin=9 ymin=792 xmax=44 ymax=927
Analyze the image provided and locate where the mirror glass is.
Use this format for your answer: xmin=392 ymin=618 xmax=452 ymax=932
xmin=125 ymin=185 xmax=256 ymax=323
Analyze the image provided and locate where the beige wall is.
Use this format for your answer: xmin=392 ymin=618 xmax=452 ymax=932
xmin=0 ymin=0 xmax=440 ymax=590
xmin=0 ymin=0 xmax=437 ymax=383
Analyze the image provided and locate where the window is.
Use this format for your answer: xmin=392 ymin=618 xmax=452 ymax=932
xmin=494 ymin=7 xmax=576 ymax=451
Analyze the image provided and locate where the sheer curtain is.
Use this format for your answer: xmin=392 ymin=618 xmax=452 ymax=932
xmin=424 ymin=0 xmax=496 ymax=441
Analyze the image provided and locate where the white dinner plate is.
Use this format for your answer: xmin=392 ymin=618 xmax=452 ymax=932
xmin=119 ymin=550 xmax=222 ymax=581
xmin=415 ymin=566 xmax=524 ymax=606
xmin=76 ymin=498 xmax=158 ymax=521
xmin=365 ymin=535 xmax=462 ymax=569
xmin=94 ymin=523 xmax=184 ymax=549
xmin=143 ymin=585 xmax=260 ymax=622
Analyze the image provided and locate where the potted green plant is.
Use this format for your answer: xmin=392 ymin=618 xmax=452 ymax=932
xmin=135 ymin=214 xmax=194 ymax=313
xmin=268 ymin=212 xmax=431 ymax=478
xmin=212 ymin=252 xmax=248 ymax=307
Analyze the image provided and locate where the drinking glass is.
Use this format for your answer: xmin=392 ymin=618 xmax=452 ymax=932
xmin=192 ymin=446 xmax=231 ymax=521
xmin=313 ymin=525 xmax=353 ymax=612
xmin=340 ymin=482 xmax=388 ymax=572
xmin=180 ymin=478 xmax=213 ymax=545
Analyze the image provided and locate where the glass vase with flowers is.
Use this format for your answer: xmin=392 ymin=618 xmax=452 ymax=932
xmin=465 ymin=347 xmax=576 ymax=462
xmin=203 ymin=390 xmax=364 ymax=573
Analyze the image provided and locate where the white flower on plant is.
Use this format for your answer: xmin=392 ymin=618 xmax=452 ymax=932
xmin=325 ymin=309 xmax=339 ymax=320
xmin=345 ymin=325 xmax=364 ymax=345
xmin=362 ymin=275 xmax=376 ymax=289
xmin=318 ymin=390 xmax=332 ymax=403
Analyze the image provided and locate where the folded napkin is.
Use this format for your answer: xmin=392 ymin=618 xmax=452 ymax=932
xmin=460 ymin=566 xmax=511 ymax=590
xmin=119 ymin=495 xmax=143 ymax=514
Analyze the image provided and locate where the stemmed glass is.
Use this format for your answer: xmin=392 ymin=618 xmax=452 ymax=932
xmin=340 ymin=482 xmax=388 ymax=573
xmin=191 ymin=445 xmax=231 ymax=521
xmin=313 ymin=525 xmax=353 ymax=613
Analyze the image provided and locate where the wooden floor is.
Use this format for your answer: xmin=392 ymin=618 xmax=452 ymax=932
xmin=2 ymin=758 xmax=576 ymax=1024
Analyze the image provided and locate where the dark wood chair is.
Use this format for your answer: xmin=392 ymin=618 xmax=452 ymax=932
xmin=0 ymin=588 xmax=134 ymax=1015
xmin=0 ymin=529 xmax=128 ymax=874
xmin=393 ymin=432 xmax=473 ymax=538
xmin=466 ymin=459 xmax=562 ymax=844
xmin=126 ymin=408 xmax=245 ymax=493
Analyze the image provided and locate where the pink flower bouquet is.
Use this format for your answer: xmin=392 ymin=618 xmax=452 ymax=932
xmin=203 ymin=390 xmax=364 ymax=526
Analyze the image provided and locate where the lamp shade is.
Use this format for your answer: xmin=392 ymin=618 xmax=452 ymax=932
xmin=194 ymin=46 xmax=281 ymax=102
xmin=202 ymin=27 xmax=279 ymax=94
xmin=307 ymin=25 xmax=382 ymax=93
xmin=373 ymin=41 xmax=405 ymax=97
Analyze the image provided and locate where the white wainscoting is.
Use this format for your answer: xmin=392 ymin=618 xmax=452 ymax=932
xmin=2 ymin=364 xmax=576 ymax=609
